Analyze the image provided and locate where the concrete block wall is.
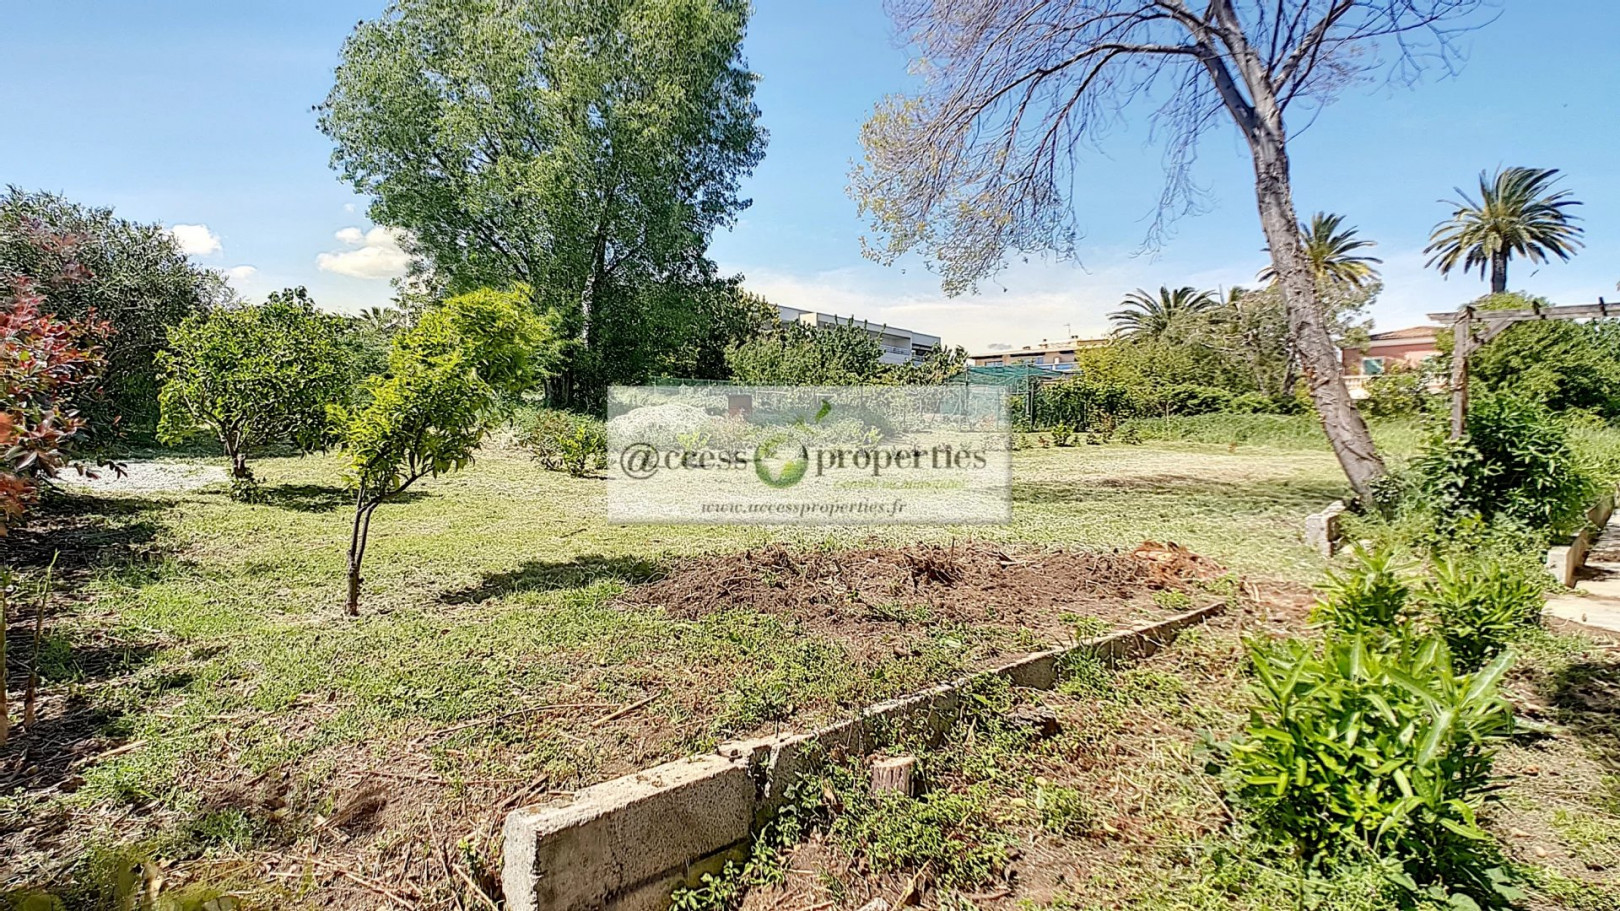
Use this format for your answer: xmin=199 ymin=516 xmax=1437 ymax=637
xmin=502 ymin=602 xmax=1224 ymax=911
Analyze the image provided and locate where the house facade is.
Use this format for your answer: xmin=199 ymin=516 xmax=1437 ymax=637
xmin=967 ymin=336 xmax=1112 ymax=372
xmin=1339 ymin=325 xmax=1444 ymax=398
xmin=775 ymin=305 xmax=942 ymax=366
xmin=1340 ymin=326 xmax=1443 ymax=376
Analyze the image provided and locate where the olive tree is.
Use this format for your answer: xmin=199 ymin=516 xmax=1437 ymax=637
xmin=851 ymin=0 xmax=1490 ymax=501
xmin=332 ymin=287 xmax=555 ymax=615
xmin=157 ymin=288 xmax=352 ymax=490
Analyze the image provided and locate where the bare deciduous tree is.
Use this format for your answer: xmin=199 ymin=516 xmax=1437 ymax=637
xmin=851 ymin=0 xmax=1490 ymax=500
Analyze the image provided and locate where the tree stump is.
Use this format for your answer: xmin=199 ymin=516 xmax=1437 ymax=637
xmin=870 ymin=755 xmax=916 ymax=797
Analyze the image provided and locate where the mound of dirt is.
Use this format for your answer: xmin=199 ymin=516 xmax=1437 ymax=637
xmin=619 ymin=540 xmax=1226 ymax=642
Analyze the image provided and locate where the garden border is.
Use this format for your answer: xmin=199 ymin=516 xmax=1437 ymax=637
xmin=501 ymin=600 xmax=1226 ymax=911
xmin=1545 ymin=487 xmax=1618 ymax=588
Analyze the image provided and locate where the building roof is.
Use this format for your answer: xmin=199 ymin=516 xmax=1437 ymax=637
xmin=969 ymin=336 xmax=1111 ymax=359
xmin=1367 ymin=325 xmax=1443 ymax=342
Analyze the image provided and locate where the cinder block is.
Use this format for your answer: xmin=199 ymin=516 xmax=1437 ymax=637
xmin=1304 ymin=500 xmax=1347 ymax=557
xmin=505 ymin=601 xmax=1227 ymax=911
xmin=503 ymin=754 xmax=754 ymax=911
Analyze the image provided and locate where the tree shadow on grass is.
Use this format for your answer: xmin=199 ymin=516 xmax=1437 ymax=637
xmin=441 ymin=554 xmax=666 ymax=604
xmin=1541 ymin=656 xmax=1620 ymax=774
xmin=1016 ymin=474 xmax=1347 ymax=512
xmin=2 ymin=492 xmax=172 ymax=813
xmin=254 ymin=483 xmax=429 ymax=514
xmin=6 ymin=491 xmax=169 ymax=582
xmin=0 ymin=627 xmax=161 ymax=816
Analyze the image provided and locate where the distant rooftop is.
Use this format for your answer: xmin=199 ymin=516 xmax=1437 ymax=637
xmin=1366 ymin=325 xmax=1443 ymax=342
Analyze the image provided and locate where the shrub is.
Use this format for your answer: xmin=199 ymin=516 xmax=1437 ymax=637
xmin=1417 ymin=554 xmax=1543 ymax=673
xmin=520 ymin=408 xmax=607 ymax=477
xmin=1146 ymin=383 xmax=1233 ymax=416
xmin=1406 ymin=393 xmax=1596 ymax=539
xmin=1223 ymin=392 xmax=1277 ymax=414
xmin=1309 ymin=545 xmax=1412 ymax=636
xmin=1219 ymin=633 xmax=1518 ymax=907
xmin=1359 ymin=371 xmax=1427 ymax=418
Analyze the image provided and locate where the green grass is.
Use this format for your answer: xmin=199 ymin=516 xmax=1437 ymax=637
xmin=3 ymin=438 xmax=1358 ymax=898
xmin=723 ymin=620 xmax=1620 ymax=911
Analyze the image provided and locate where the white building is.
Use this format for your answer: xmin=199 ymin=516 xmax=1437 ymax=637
xmin=776 ymin=305 xmax=942 ymax=366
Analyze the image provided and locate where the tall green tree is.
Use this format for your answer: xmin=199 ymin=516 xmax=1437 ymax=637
xmin=318 ymin=0 xmax=765 ymax=399
xmin=157 ymin=288 xmax=353 ymax=489
xmin=0 ymin=188 xmax=229 ymax=437
xmin=1426 ymin=167 xmax=1584 ymax=294
xmin=332 ymin=287 xmax=556 ymax=615
xmin=1259 ymin=213 xmax=1381 ymax=290
xmin=1109 ymin=286 xmax=1217 ymax=341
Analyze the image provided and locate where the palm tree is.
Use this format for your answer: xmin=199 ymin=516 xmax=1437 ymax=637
xmin=1425 ymin=167 xmax=1584 ymax=294
xmin=356 ymin=305 xmax=405 ymax=333
xmin=1109 ymin=286 xmax=1218 ymax=340
xmin=1259 ymin=212 xmax=1381 ymax=289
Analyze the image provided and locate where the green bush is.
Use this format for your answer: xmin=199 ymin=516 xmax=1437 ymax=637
xmin=1309 ymin=545 xmax=1411 ymax=636
xmin=519 ymin=408 xmax=607 ymax=477
xmin=1223 ymin=392 xmax=1278 ymax=414
xmin=1219 ymin=633 xmax=1518 ymax=907
xmin=1359 ymin=372 xmax=1428 ymax=419
xmin=1405 ymin=393 xmax=1597 ymax=539
xmin=1417 ymin=554 xmax=1543 ymax=673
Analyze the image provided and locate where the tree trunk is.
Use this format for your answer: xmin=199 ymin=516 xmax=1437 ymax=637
xmin=224 ymin=434 xmax=252 ymax=481
xmin=1 ymin=581 xmax=9 ymax=748
xmin=1246 ymin=132 xmax=1385 ymax=502
xmin=346 ymin=498 xmax=371 ymax=617
xmin=1490 ymin=252 xmax=1508 ymax=295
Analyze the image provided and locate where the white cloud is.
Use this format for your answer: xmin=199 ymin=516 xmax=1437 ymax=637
xmin=317 ymin=226 xmax=412 ymax=280
xmin=343 ymin=203 xmax=358 ymax=214
xmin=224 ymin=265 xmax=258 ymax=283
xmin=170 ymin=223 xmax=222 ymax=257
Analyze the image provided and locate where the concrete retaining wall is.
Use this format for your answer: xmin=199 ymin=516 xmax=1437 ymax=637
xmin=502 ymin=601 xmax=1224 ymax=911
xmin=1547 ymin=489 xmax=1617 ymax=588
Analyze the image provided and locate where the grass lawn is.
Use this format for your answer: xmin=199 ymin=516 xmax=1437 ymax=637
xmin=724 ymin=608 xmax=1620 ymax=911
xmin=0 ymin=436 xmax=1360 ymax=906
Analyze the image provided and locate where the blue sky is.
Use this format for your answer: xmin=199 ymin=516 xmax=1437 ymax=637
xmin=3 ymin=1 xmax=1617 ymax=353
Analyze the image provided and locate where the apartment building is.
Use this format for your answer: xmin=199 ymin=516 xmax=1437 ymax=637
xmin=776 ymin=305 xmax=942 ymax=366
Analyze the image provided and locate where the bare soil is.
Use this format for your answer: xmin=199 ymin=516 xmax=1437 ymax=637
xmin=620 ymin=539 xmax=1230 ymax=658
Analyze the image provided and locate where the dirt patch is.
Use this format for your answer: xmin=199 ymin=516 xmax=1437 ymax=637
xmin=620 ymin=539 xmax=1228 ymax=649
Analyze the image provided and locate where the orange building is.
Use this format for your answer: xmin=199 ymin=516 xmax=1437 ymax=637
xmin=1340 ymin=326 xmax=1444 ymax=376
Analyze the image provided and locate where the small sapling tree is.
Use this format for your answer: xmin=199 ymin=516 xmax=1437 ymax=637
xmin=156 ymin=288 xmax=353 ymax=495
xmin=331 ymin=287 xmax=553 ymax=615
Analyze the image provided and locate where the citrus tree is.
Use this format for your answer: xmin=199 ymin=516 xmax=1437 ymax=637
xmin=156 ymin=288 xmax=353 ymax=492
xmin=332 ymin=287 xmax=556 ymax=615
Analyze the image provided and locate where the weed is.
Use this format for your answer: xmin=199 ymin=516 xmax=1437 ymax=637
xmin=1153 ymin=589 xmax=1193 ymax=611
xmin=1033 ymin=778 xmax=1096 ymax=837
